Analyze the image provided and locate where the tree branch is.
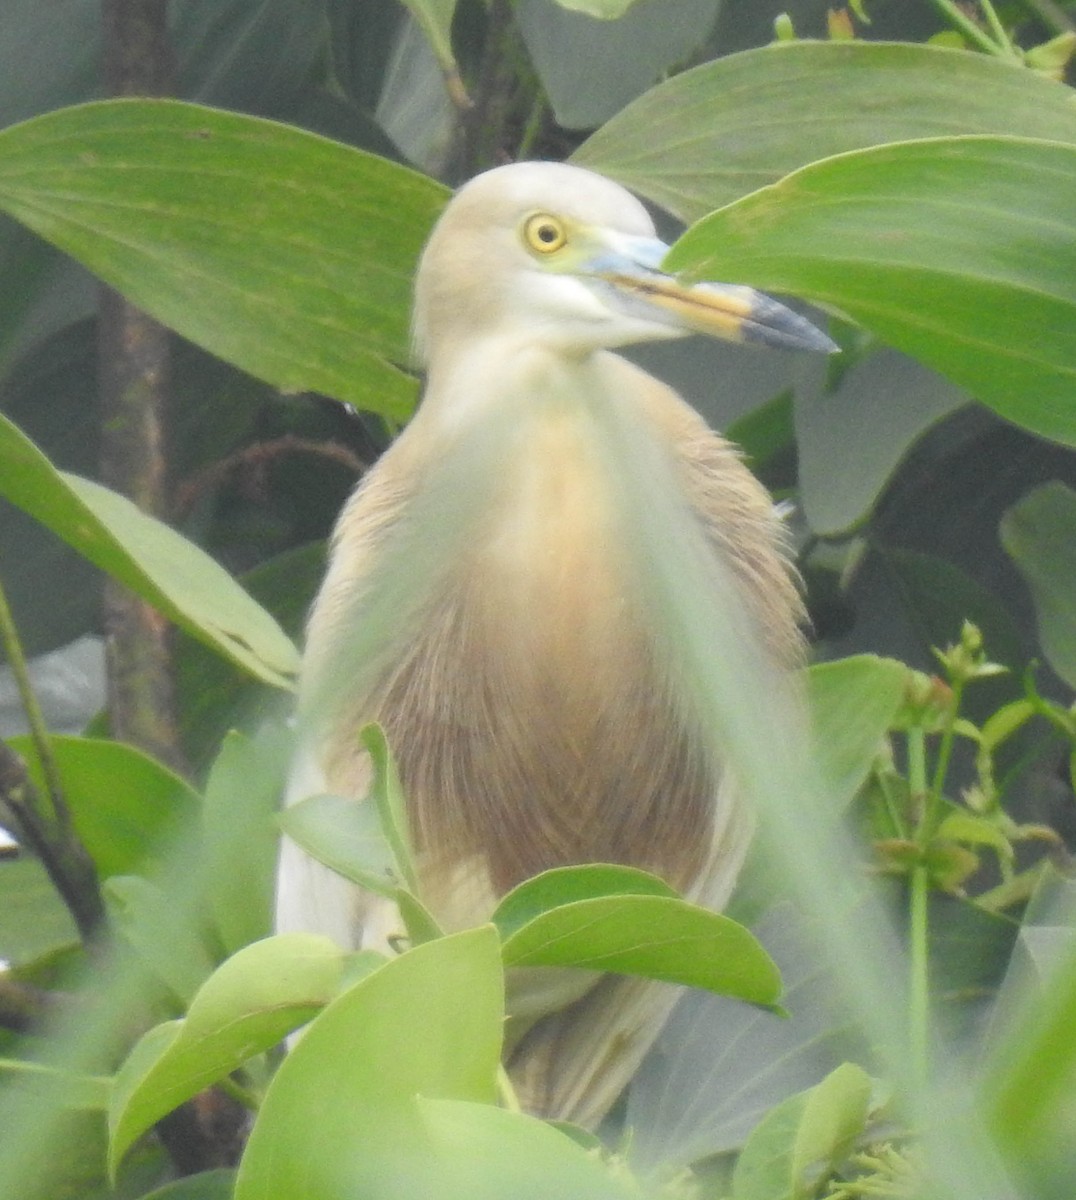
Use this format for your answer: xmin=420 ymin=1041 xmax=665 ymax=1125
xmin=98 ymin=0 xmax=186 ymax=773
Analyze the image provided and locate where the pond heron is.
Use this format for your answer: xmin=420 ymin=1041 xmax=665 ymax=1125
xmin=277 ymin=161 xmax=833 ymax=1126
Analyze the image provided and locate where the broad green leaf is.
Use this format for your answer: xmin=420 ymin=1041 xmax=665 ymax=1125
xmin=9 ymin=735 xmax=198 ymax=879
xmin=1000 ymin=482 xmax=1076 ymax=688
xmin=277 ymin=792 xmax=400 ymax=899
xmin=500 ymin=895 xmax=780 ymax=1004
xmin=413 ymin=1098 xmax=639 ymax=1199
xmin=731 ymin=1062 xmax=872 ymax=1200
xmin=234 ymin=928 xmax=503 ymax=1200
xmin=0 ymin=857 xmax=79 ymax=966
xmin=138 ymin=1170 xmax=235 ymax=1200
xmin=492 ymin=864 xmax=677 ymax=940
xmin=0 ymin=411 xmax=299 ymax=687
xmin=103 ymin=875 xmax=216 ymax=1009
xmin=806 ymin=656 xmax=907 ymax=807
xmin=202 ymin=727 xmax=291 ymax=955
xmin=108 ymin=933 xmax=345 ymax=1173
xmin=0 ymin=98 xmax=446 ymax=418
xmin=666 ymin=137 xmax=1076 ymax=448
xmin=574 ymin=40 xmax=1076 ymax=221
xmin=281 ymin=728 xmax=421 ymax=904
xmin=0 ymin=1060 xmax=110 ymax=1112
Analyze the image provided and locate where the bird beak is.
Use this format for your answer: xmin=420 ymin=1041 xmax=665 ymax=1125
xmin=586 ymin=234 xmax=838 ymax=354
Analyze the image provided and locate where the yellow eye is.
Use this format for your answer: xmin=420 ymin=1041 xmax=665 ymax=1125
xmin=523 ymin=213 xmax=568 ymax=254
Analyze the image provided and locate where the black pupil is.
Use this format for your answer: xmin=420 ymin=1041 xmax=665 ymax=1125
xmin=538 ymin=224 xmax=557 ymax=243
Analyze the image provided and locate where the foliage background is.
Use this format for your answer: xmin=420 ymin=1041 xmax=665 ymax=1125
xmin=0 ymin=0 xmax=1075 ymax=1198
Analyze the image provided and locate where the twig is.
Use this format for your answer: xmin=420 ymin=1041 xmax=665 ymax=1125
xmin=926 ymin=0 xmax=1015 ymax=55
xmin=0 ymin=975 xmax=57 ymax=1034
xmin=173 ymin=435 xmax=367 ymax=519
xmin=0 ymin=574 xmax=66 ymax=829
xmin=0 ymin=741 xmax=103 ymax=939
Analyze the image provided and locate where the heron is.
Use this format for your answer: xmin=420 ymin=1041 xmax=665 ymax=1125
xmin=276 ymin=160 xmax=833 ymax=1127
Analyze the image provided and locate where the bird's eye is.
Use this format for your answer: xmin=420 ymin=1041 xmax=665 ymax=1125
xmin=523 ymin=213 xmax=568 ymax=254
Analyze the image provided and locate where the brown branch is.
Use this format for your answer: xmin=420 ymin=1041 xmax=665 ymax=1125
xmin=0 ymin=742 xmax=103 ymax=939
xmin=98 ymin=0 xmax=186 ymax=774
xmin=173 ymin=435 xmax=368 ymax=519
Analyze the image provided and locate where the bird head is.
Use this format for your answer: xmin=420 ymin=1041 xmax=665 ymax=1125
xmin=413 ymin=161 xmax=836 ymax=364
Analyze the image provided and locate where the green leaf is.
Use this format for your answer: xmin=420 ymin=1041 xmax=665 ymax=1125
xmin=665 ymin=136 xmax=1076 ymax=449
xmin=137 ymin=1170 xmax=235 ymax=1200
xmin=234 ymin=928 xmax=503 ymax=1200
xmin=277 ymin=793 xmax=400 ymax=899
xmin=1000 ymin=482 xmax=1076 ymax=688
xmin=492 ymin=864 xmax=677 ymax=940
xmin=361 ymin=724 xmax=419 ymax=894
xmin=0 ymin=98 xmax=446 ymax=419
xmin=202 ymin=727 xmax=292 ymax=955
xmin=731 ymin=1062 xmax=872 ymax=1200
xmin=574 ymin=40 xmax=1076 ymax=221
xmin=412 ymin=1098 xmax=639 ymax=1199
xmin=0 ymin=411 xmax=299 ymax=687
xmin=0 ymin=1060 xmax=110 ymax=1112
xmin=500 ymin=894 xmax=781 ymax=1005
xmin=0 ymin=857 xmax=79 ymax=967
xmin=108 ymin=933 xmax=345 ymax=1173
xmin=806 ymin=656 xmax=907 ymax=807
xmin=8 ymin=735 xmax=198 ymax=879
xmin=103 ymin=875 xmax=216 ymax=1009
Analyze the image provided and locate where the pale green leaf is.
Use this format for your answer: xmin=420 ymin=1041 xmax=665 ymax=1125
xmin=574 ymin=41 xmax=1076 ymax=221
xmin=0 ymin=1060 xmax=110 ymax=1112
xmin=276 ymin=793 xmax=400 ymax=899
xmin=202 ymin=727 xmax=292 ymax=955
xmin=9 ymin=735 xmax=198 ymax=879
xmin=0 ymin=411 xmax=298 ymax=687
xmin=414 ymin=1098 xmax=639 ymax=1199
xmin=108 ymin=933 xmax=345 ymax=1173
xmin=731 ymin=1062 xmax=872 ymax=1200
xmin=0 ymin=857 xmax=80 ymax=967
xmin=234 ymin=928 xmax=503 ymax=1200
xmin=103 ymin=876 xmax=216 ymax=1008
xmin=806 ymin=656 xmax=907 ymax=806
xmin=0 ymin=98 xmax=447 ymax=418
xmin=492 ymin=864 xmax=677 ymax=940
xmin=500 ymin=895 xmax=781 ymax=1004
xmin=666 ymin=137 xmax=1076 ymax=448
xmin=361 ymin=723 xmax=418 ymax=893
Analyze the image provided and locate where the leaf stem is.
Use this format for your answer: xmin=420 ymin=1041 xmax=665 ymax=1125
xmin=906 ymin=726 xmax=931 ymax=1091
xmin=0 ymin=573 xmax=66 ymax=828
xmin=927 ymin=0 xmax=1013 ymax=55
xmin=909 ymin=863 xmax=931 ymax=1094
xmin=496 ymin=1064 xmax=522 ymax=1114
xmin=979 ymin=0 xmax=1020 ymax=55
xmin=928 ymin=678 xmax=965 ymax=830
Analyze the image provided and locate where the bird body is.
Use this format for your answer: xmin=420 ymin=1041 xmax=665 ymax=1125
xmin=277 ymin=162 xmax=829 ymax=1125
